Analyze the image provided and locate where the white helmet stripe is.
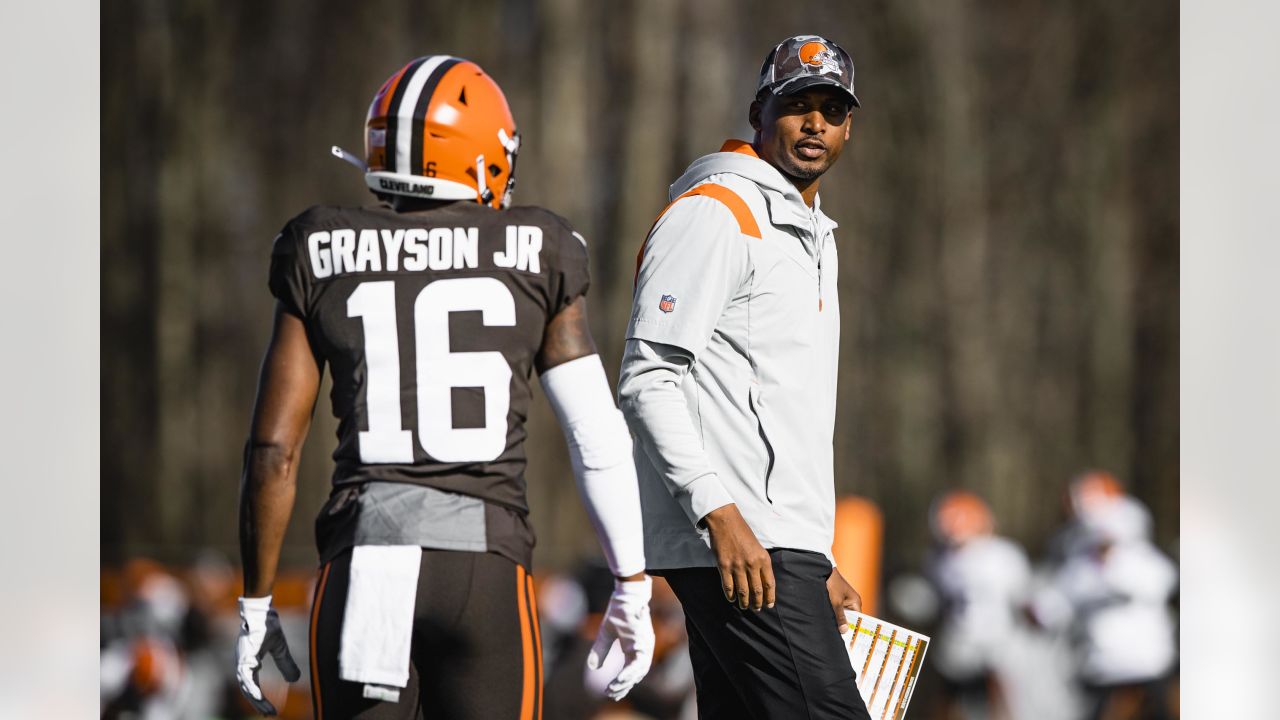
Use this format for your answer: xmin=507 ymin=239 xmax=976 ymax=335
xmin=393 ymin=55 xmax=453 ymax=174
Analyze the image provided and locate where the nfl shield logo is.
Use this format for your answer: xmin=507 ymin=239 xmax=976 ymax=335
xmin=659 ymin=294 xmax=677 ymax=313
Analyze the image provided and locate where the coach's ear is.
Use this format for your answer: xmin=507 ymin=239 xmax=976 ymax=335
xmin=749 ymin=99 xmax=763 ymax=132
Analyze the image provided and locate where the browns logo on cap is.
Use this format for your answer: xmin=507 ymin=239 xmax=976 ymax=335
xmin=798 ymin=41 xmax=841 ymax=74
xmin=757 ymin=35 xmax=860 ymax=107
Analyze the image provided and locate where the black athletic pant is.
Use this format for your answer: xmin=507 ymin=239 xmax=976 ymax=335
xmin=662 ymin=549 xmax=871 ymax=720
xmin=309 ymin=548 xmax=543 ymax=720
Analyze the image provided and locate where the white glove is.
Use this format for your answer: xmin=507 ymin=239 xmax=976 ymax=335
xmin=235 ymin=595 xmax=301 ymax=715
xmin=587 ymin=577 xmax=655 ymax=700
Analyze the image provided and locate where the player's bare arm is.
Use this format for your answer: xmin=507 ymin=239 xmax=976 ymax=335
xmin=234 ymin=302 xmax=317 ymax=714
xmin=534 ymin=294 xmax=596 ymax=373
xmin=239 ymin=302 xmax=322 ymax=597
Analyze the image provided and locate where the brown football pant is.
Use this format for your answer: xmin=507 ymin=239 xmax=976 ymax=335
xmin=309 ymin=548 xmax=542 ymax=720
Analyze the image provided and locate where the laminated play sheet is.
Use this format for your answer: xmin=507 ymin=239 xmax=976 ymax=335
xmin=842 ymin=610 xmax=930 ymax=720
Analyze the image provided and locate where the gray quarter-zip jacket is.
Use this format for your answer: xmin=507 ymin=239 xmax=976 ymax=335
xmin=619 ymin=139 xmax=840 ymax=569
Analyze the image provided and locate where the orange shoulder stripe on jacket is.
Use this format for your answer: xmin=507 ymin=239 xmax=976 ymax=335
xmin=719 ymin=138 xmax=759 ymax=158
xmin=633 ymin=182 xmax=762 ymax=283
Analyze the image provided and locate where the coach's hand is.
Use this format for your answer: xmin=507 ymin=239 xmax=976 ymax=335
xmin=235 ymin=595 xmax=301 ymax=715
xmin=704 ymin=504 xmax=775 ymax=611
xmin=588 ymin=576 xmax=655 ymax=700
xmin=826 ymin=567 xmax=863 ymax=629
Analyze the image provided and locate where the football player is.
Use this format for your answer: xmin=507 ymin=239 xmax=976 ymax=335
xmin=235 ymin=56 xmax=653 ymax=719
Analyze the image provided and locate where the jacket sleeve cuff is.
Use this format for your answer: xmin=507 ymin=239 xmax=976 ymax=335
xmin=679 ymin=473 xmax=735 ymax=528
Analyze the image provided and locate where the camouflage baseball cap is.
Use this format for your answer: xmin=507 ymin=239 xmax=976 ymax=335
xmin=756 ymin=35 xmax=860 ymax=107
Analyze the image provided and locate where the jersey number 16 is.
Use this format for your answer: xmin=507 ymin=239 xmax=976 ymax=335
xmin=347 ymin=277 xmax=514 ymax=464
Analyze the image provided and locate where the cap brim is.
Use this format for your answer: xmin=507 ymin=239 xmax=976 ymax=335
xmin=773 ymin=75 xmax=860 ymax=107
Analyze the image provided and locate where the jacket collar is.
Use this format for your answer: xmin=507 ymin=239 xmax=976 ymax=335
xmin=717 ymin=140 xmax=838 ymax=237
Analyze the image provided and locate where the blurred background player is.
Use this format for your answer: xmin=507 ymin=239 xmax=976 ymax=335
xmin=235 ymin=55 xmax=653 ymax=719
xmin=925 ymin=491 xmax=1031 ymax=720
xmin=1034 ymin=476 xmax=1178 ymax=720
xmin=100 ymin=557 xmax=233 ymax=719
xmin=1045 ymin=471 xmax=1126 ymax=568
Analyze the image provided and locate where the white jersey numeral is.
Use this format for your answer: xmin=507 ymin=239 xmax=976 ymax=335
xmin=347 ymin=277 xmax=516 ymax=464
xmin=414 ymin=278 xmax=516 ymax=461
xmin=347 ymin=281 xmax=414 ymax=462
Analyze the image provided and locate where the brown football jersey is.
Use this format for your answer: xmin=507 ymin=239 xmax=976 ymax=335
xmin=268 ymin=201 xmax=588 ymax=565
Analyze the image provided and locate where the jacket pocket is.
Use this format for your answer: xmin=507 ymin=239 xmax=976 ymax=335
xmin=748 ymin=385 xmax=776 ymax=504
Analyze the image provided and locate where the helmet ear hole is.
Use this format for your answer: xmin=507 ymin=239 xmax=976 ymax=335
xmin=458 ymin=87 xmax=468 ymax=105
xmin=488 ymin=163 xmax=501 ymax=177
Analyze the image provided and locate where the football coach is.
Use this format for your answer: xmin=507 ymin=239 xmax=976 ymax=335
xmin=618 ymin=35 xmax=871 ymax=719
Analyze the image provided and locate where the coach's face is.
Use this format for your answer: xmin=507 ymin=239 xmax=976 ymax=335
xmin=750 ymin=87 xmax=852 ymax=182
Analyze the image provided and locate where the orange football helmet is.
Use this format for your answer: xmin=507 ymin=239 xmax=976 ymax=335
xmin=354 ymin=56 xmax=520 ymax=208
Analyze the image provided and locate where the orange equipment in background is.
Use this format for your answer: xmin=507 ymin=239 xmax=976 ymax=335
xmin=831 ymin=495 xmax=883 ymax=616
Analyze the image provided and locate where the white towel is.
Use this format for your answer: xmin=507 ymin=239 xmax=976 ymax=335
xmin=339 ymin=545 xmax=422 ymax=692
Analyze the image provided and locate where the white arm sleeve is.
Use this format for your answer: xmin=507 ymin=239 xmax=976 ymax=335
xmin=540 ymin=354 xmax=646 ymax=578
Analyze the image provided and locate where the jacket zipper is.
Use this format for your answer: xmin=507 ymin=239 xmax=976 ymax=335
xmin=811 ymin=210 xmax=824 ymax=311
